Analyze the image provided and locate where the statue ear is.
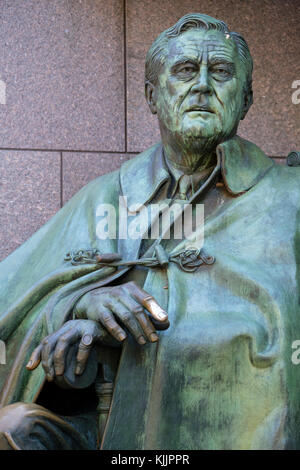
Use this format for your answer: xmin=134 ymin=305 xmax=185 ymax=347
xmin=241 ymin=87 xmax=253 ymax=120
xmin=145 ymin=81 xmax=157 ymax=114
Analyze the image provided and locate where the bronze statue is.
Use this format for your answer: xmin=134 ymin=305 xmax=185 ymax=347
xmin=0 ymin=13 xmax=299 ymax=450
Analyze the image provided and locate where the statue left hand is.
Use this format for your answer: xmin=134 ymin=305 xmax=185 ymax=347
xmin=26 ymin=319 xmax=111 ymax=382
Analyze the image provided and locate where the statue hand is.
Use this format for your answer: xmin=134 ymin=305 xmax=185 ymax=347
xmin=73 ymin=281 xmax=169 ymax=346
xmin=26 ymin=319 xmax=108 ymax=381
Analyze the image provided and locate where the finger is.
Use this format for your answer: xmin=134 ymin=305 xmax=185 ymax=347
xmin=75 ymin=333 xmax=94 ymax=375
xmin=115 ymin=296 xmax=158 ymax=343
xmin=108 ymin=298 xmax=147 ymax=345
xmin=97 ymin=306 xmax=128 ymax=343
xmin=26 ymin=343 xmax=43 ymax=370
xmin=126 ymin=282 xmax=168 ymax=323
xmin=26 ymin=323 xmax=72 ymax=374
xmin=150 ymin=316 xmax=170 ymax=331
xmin=75 ymin=321 xmax=110 ymax=375
xmin=41 ymin=335 xmax=59 ymax=381
xmin=135 ymin=310 xmax=159 ymax=343
xmin=53 ymin=328 xmax=80 ymax=376
xmin=40 ymin=325 xmax=73 ymax=380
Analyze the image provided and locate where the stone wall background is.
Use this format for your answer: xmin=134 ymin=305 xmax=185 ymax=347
xmin=0 ymin=0 xmax=299 ymax=260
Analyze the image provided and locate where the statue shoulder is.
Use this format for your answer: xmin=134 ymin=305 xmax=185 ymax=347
xmin=120 ymin=142 xmax=162 ymax=175
xmin=270 ymin=151 xmax=300 ymax=192
xmin=63 ymin=142 xmax=162 ymax=208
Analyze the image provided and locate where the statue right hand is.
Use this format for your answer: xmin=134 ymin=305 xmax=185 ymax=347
xmin=73 ymin=281 xmax=169 ymax=346
xmin=26 ymin=319 xmax=109 ymax=381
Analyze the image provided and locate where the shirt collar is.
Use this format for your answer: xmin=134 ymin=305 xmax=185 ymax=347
xmin=120 ymin=135 xmax=274 ymax=211
xmin=164 ymin=155 xmax=215 ymax=198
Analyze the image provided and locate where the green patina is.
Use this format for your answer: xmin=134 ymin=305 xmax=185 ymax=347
xmin=0 ymin=13 xmax=300 ymax=450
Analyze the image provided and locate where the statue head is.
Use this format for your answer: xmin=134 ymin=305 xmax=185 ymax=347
xmin=145 ymin=13 xmax=253 ymax=166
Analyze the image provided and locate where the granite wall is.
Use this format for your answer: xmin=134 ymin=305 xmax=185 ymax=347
xmin=0 ymin=0 xmax=299 ymax=260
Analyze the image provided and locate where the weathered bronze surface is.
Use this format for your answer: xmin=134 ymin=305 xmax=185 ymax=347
xmin=0 ymin=13 xmax=300 ymax=450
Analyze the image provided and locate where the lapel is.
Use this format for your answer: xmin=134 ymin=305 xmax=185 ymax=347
xmin=118 ymin=142 xmax=169 ymax=260
xmin=218 ymin=135 xmax=274 ymax=195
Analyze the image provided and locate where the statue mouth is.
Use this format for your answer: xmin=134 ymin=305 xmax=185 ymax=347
xmin=185 ymin=106 xmax=214 ymax=114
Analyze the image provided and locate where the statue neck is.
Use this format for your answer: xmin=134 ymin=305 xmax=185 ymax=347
xmin=162 ymin=139 xmax=217 ymax=175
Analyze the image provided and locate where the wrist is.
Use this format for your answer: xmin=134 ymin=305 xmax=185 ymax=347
xmin=73 ymin=293 xmax=91 ymax=319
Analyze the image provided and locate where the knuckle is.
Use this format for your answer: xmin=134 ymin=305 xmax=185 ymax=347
xmin=121 ymin=312 xmax=132 ymax=323
xmin=97 ymin=296 xmax=109 ymax=307
xmin=58 ymin=337 xmax=68 ymax=344
xmin=41 ymin=362 xmax=50 ymax=373
xmin=132 ymin=306 xmax=144 ymax=316
xmin=53 ymin=350 xmax=64 ymax=362
xmin=110 ymin=325 xmax=121 ymax=335
xmin=101 ymin=312 xmax=112 ymax=323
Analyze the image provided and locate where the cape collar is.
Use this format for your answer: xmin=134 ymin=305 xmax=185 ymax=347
xmin=120 ymin=135 xmax=274 ymax=210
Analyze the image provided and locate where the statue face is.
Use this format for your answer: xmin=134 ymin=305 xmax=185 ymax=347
xmin=152 ymin=29 xmax=248 ymax=146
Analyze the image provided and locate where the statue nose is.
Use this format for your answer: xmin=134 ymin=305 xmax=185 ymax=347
xmin=191 ymin=69 xmax=212 ymax=95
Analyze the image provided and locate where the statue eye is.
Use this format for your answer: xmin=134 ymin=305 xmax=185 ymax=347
xmin=211 ymin=65 xmax=232 ymax=78
xmin=176 ymin=65 xmax=197 ymax=76
xmin=211 ymin=65 xmax=234 ymax=81
xmin=181 ymin=66 xmax=195 ymax=72
xmin=213 ymin=67 xmax=228 ymax=74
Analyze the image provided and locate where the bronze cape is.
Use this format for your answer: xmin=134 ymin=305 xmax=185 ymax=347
xmin=1 ymin=135 xmax=300 ymax=449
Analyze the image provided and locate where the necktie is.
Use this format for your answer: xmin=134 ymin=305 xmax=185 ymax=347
xmin=175 ymin=166 xmax=214 ymax=201
xmin=177 ymin=174 xmax=192 ymax=200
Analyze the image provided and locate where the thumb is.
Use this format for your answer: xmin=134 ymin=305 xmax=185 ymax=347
xmin=26 ymin=343 xmax=43 ymax=370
